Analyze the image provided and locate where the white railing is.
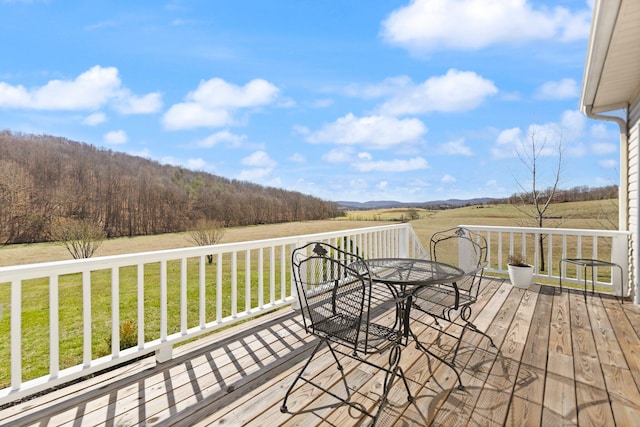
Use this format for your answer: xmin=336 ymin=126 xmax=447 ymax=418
xmin=0 ymin=223 xmax=425 ymax=405
xmin=1 ymin=222 xmax=629 ymax=405
xmin=461 ymin=225 xmax=630 ymax=296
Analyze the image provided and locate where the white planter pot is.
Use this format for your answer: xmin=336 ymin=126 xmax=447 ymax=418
xmin=508 ymin=264 xmax=534 ymax=289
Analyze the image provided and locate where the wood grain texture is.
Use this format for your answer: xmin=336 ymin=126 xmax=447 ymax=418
xmin=1 ymin=281 xmax=638 ymax=427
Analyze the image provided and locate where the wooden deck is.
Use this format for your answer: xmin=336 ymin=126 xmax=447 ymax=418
xmin=1 ymin=277 xmax=639 ymax=426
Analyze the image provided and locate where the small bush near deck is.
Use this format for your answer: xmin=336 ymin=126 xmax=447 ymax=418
xmin=106 ymin=320 xmax=139 ymax=351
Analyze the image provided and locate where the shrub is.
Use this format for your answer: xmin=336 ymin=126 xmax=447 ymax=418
xmin=106 ymin=320 xmax=139 ymax=351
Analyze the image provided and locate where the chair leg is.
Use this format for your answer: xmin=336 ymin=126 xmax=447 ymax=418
xmin=450 ymin=306 xmax=495 ymax=362
xmin=460 ymin=305 xmax=495 ymax=344
xmin=281 ymin=339 xmax=337 ymax=413
xmin=282 ymin=340 xmax=413 ymax=422
xmin=410 ymin=327 xmax=464 ymax=390
xmin=558 ymin=259 xmax=563 ymax=293
xmin=466 ymin=321 xmax=496 ymax=348
xmin=451 ymin=320 xmax=496 ymax=363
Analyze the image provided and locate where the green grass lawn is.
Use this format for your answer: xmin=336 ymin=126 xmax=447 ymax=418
xmin=0 ymin=252 xmax=290 ymax=388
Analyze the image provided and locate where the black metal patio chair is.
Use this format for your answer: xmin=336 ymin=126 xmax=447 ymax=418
xmin=280 ymin=241 xmax=414 ymax=425
xmin=410 ymin=227 xmax=496 ymax=387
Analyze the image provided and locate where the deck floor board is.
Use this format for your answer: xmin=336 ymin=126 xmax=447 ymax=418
xmin=1 ymin=278 xmax=639 ymax=427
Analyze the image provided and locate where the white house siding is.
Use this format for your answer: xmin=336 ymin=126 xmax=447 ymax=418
xmin=628 ymin=97 xmax=640 ymax=302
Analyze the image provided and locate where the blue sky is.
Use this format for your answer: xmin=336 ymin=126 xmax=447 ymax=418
xmin=0 ymin=0 xmax=618 ymax=203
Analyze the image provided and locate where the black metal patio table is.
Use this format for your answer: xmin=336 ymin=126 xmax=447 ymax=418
xmin=358 ymin=257 xmax=468 ymax=389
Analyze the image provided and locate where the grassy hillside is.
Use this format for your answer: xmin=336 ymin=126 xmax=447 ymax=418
xmin=417 ymin=200 xmax=617 ymax=240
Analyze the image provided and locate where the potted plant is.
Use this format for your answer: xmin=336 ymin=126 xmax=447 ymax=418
xmin=508 ymin=253 xmax=534 ymax=289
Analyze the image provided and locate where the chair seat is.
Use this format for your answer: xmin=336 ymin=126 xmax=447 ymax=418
xmin=313 ymin=313 xmax=403 ymax=352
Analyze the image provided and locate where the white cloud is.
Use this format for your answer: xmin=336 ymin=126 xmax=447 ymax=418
xmin=293 ymin=124 xmax=310 ymax=135
xmin=241 ymin=150 xmax=277 ymax=168
xmin=440 ymin=138 xmax=472 ymax=156
xmin=0 ymin=65 xmax=160 ymax=114
xmin=378 ymin=70 xmax=498 ymax=115
xmin=377 ymin=180 xmax=388 ymax=190
xmin=492 ymin=110 xmax=586 ymax=159
xmin=160 ymin=155 xmax=215 ymax=172
xmin=323 ymin=147 xmax=355 ymax=163
xmin=83 ymin=112 xmax=107 ymax=126
xmin=191 ymin=78 xmax=278 ymax=108
xmin=382 ymin=0 xmax=591 ymax=53
xmin=163 ymin=78 xmax=279 ymax=130
xmin=589 ymin=122 xmax=618 ymax=141
xmin=591 ymin=143 xmax=617 ymax=155
xmin=104 ymin=129 xmax=127 ymax=145
xmin=345 ymin=76 xmax=412 ymax=99
xmin=128 ymin=148 xmax=152 ymax=159
xmin=534 ymin=78 xmax=579 ymax=100
xmin=276 ymin=96 xmax=296 ymax=108
xmin=599 ymin=159 xmax=617 ymax=169
xmin=164 ymin=103 xmax=233 ymax=130
xmin=354 ymin=157 xmax=429 ymax=172
xmin=348 ymin=178 xmax=368 ymax=190
xmin=559 ymin=109 xmax=586 ymax=140
xmin=441 ymin=174 xmax=456 ymax=184
xmin=195 ymin=130 xmax=247 ymax=148
xmin=113 ymin=91 xmax=163 ymax=114
xmin=237 ymin=167 xmax=273 ymax=181
xmin=289 ymin=153 xmax=305 ymax=163
xmin=310 ymin=98 xmax=334 ymax=108
xmin=186 ymin=157 xmax=208 ymax=170
xmin=0 ymin=66 xmax=120 ymax=110
xmin=496 ymin=127 xmax=522 ymax=146
xmin=308 ymin=113 xmax=427 ymax=148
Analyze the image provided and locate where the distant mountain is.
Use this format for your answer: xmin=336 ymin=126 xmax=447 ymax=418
xmin=337 ymin=198 xmax=498 ymax=210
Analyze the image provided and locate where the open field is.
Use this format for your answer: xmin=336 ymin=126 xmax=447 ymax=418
xmin=0 ymin=199 xmax=618 ymax=267
xmin=0 ymin=220 xmax=393 ymax=267
xmin=0 ymin=200 xmax=619 ymax=388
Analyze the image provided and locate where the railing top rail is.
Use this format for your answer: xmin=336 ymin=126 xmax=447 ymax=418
xmin=459 ymin=224 xmax=631 ymax=238
xmin=0 ymin=223 xmax=412 ymax=281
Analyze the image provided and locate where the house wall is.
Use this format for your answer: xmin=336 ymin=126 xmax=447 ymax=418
xmin=628 ymin=96 xmax=640 ymax=303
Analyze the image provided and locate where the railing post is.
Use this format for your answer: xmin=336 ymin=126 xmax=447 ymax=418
xmin=399 ymin=225 xmax=409 ymax=258
xmin=611 ymin=233 xmax=629 ymax=297
xmin=459 ymin=229 xmax=473 ymax=272
xmin=290 ymin=242 xmax=300 ymax=311
xmin=11 ymin=280 xmax=21 ymax=391
xmin=156 ymin=343 xmax=173 ymax=363
xmin=50 ymin=276 xmax=59 ymax=379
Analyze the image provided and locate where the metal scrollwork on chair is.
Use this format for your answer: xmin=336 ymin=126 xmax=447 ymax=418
xmin=411 ymin=227 xmax=496 ymax=389
xmin=281 ymin=241 xmax=414 ymax=425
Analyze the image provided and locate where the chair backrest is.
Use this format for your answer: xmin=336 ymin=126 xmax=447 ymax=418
xmin=291 ymin=242 xmax=383 ymax=354
xmin=429 ymin=227 xmax=488 ymax=296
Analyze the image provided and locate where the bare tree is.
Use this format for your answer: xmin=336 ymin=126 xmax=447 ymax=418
xmin=513 ymin=127 xmax=562 ymax=272
xmin=52 ymin=218 xmax=106 ymax=259
xmin=188 ymin=219 xmax=226 ymax=263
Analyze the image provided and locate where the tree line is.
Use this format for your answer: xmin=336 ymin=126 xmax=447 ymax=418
xmin=502 ymin=184 xmax=618 ymax=205
xmin=0 ymin=131 xmax=344 ymax=244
